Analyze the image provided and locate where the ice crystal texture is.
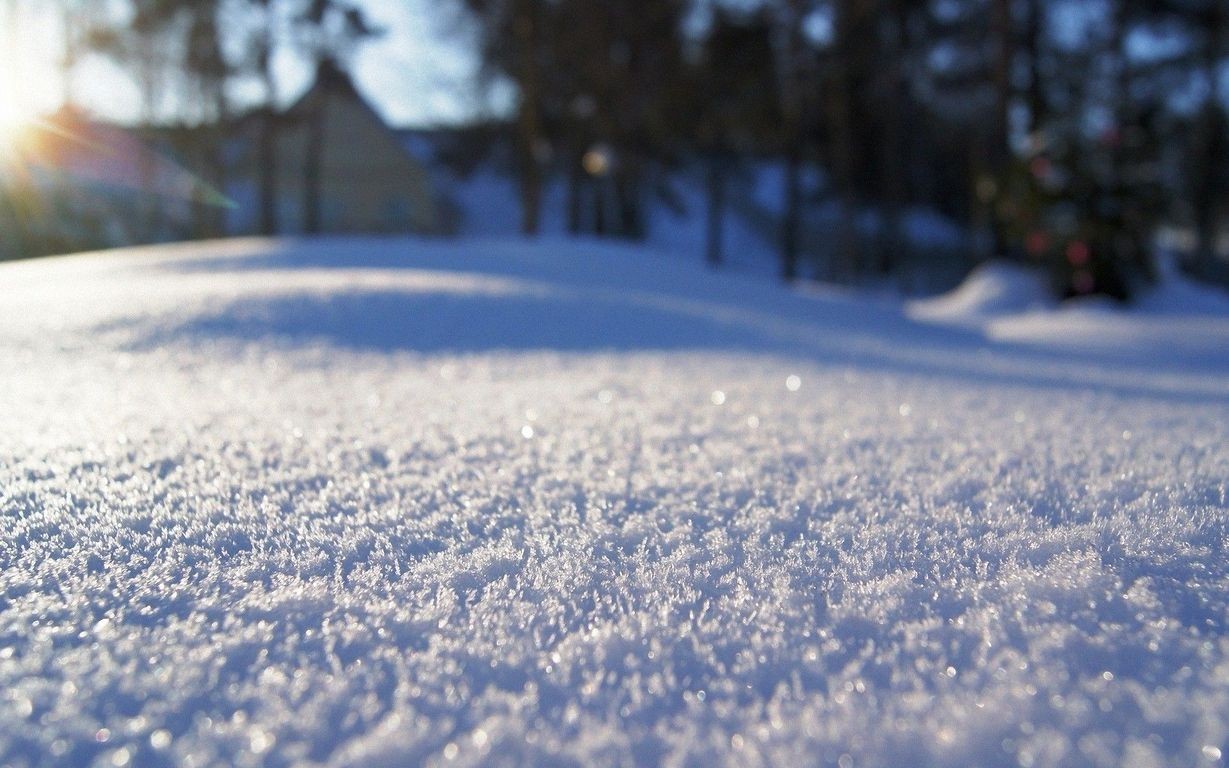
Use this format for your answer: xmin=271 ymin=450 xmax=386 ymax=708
xmin=1 ymin=239 xmax=1227 ymax=767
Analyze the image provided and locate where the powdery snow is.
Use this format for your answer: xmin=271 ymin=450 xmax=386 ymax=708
xmin=907 ymin=261 xmax=1056 ymax=327
xmin=908 ymin=259 xmax=1229 ymax=373
xmin=1 ymin=237 xmax=1228 ymax=768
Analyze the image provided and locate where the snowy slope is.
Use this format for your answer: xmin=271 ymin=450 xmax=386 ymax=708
xmin=434 ymin=169 xmax=782 ymax=276
xmin=907 ymin=261 xmax=1056 ymax=325
xmin=415 ymin=142 xmax=968 ymax=287
xmin=909 ymin=260 xmax=1229 ymax=372
xmin=1 ymin=237 xmax=1228 ymax=768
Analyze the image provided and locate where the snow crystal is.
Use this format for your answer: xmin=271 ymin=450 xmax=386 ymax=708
xmin=0 ymin=237 xmax=1227 ymax=767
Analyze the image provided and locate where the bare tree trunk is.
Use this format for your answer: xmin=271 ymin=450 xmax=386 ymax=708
xmin=987 ymin=0 xmax=1014 ymax=258
xmin=778 ymin=0 xmax=807 ymax=282
xmin=614 ymin=155 xmax=645 ymax=239
xmin=303 ymin=93 xmax=325 ymax=234
xmin=208 ymin=85 xmax=229 ymax=238
xmin=593 ymin=177 xmax=608 ymax=236
xmin=992 ymin=0 xmax=1013 ymax=167
xmin=1194 ymin=108 xmax=1225 ymax=274
xmin=1195 ymin=6 xmax=1226 ymax=273
xmin=258 ymin=118 xmax=278 ymax=235
xmin=514 ymin=0 xmax=543 ymax=236
xmin=878 ymin=0 xmax=909 ymax=278
xmin=1024 ymin=0 xmax=1045 ymax=134
xmin=138 ymin=61 xmax=161 ymax=243
xmin=781 ymin=140 xmax=802 ymax=282
xmin=705 ymin=152 xmax=727 ymax=267
xmin=194 ymin=55 xmax=229 ymax=240
xmin=830 ymin=0 xmax=860 ymax=280
xmin=567 ymin=149 xmax=584 ymax=235
xmin=258 ymin=45 xmax=279 ymax=236
xmin=969 ymin=134 xmax=992 ymax=264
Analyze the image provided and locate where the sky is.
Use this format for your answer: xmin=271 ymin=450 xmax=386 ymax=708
xmin=0 ymin=0 xmax=493 ymax=129
xmin=289 ymin=0 xmax=500 ymax=126
xmin=1 ymin=0 xmax=1222 ymax=132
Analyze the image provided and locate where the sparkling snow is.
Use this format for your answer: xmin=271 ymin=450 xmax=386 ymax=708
xmin=1 ymin=238 xmax=1227 ymax=767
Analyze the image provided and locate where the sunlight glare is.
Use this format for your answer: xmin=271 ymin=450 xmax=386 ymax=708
xmin=0 ymin=4 xmax=61 ymax=157
xmin=0 ymin=90 xmax=38 ymax=162
xmin=0 ymin=100 xmax=32 ymax=149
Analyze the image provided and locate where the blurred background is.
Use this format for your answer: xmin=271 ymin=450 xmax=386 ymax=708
xmin=0 ymin=0 xmax=1226 ymax=300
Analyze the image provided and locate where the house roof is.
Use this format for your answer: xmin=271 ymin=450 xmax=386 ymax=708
xmin=284 ymin=58 xmax=383 ymax=125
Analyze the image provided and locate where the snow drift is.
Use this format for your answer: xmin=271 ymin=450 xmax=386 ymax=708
xmin=0 ymin=237 xmax=1227 ymax=768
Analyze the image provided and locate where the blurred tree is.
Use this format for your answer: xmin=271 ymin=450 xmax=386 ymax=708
xmin=774 ymin=0 xmax=814 ymax=282
xmin=240 ymin=0 xmax=286 ymax=236
xmin=871 ymin=0 xmax=914 ymax=277
xmin=825 ymin=0 xmax=870 ymax=281
xmin=563 ymin=0 xmax=690 ymax=239
xmin=450 ymin=0 xmax=552 ymax=235
xmin=976 ymin=0 xmax=1172 ymax=298
xmin=85 ymin=0 xmax=179 ymax=123
xmin=694 ymin=7 xmax=780 ymax=267
xmin=920 ymin=0 xmax=1014 ymax=265
xmin=1108 ymin=0 xmax=1228 ymax=283
xmin=83 ymin=0 xmax=186 ymax=241
xmin=451 ymin=0 xmax=690 ymax=239
xmin=83 ymin=0 xmax=235 ymax=239
xmin=182 ymin=1 xmax=231 ymax=238
xmin=1186 ymin=0 xmax=1228 ymax=277
xmin=292 ymin=0 xmax=384 ymax=234
xmin=30 ymin=0 xmax=1228 ymax=298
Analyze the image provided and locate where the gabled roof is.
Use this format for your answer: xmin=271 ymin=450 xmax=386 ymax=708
xmin=283 ymin=58 xmax=385 ymax=126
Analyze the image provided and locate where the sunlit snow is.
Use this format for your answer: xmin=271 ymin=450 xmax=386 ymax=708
xmin=1 ymin=238 xmax=1227 ymax=767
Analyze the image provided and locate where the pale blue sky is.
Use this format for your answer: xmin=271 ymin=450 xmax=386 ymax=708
xmin=285 ymin=0 xmax=497 ymax=126
xmin=6 ymin=0 xmax=1222 ymax=130
xmin=5 ymin=0 xmax=493 ymax=128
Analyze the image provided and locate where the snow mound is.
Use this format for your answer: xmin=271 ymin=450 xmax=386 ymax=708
xmin=907 ymin=261 xmax=1054 ymax=325
xmin=907 ymin=255 xmax=1229 ymax=372
xmin=1 ymin=237 xmax=1228 ymax=768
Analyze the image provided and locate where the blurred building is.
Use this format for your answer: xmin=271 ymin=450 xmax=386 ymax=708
xmin=0 ymin=61 xmax=444 ymax=261
xmin=226 ymin=60 xmax=442 ymax=237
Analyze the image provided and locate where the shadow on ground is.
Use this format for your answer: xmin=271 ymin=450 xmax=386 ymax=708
xmin=129 ymin=285 xmax=804 ymax=354
xmin=103 ymin=236 xmax=1229 ymax=404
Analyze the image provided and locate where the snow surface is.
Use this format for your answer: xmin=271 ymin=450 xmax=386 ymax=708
xmin=907 ymin=261 xmax=1056 ymax=326
xmin=432 ymin=168 xmax=782 ymax=276
xmin=2 ymin=237 xmax=1228 ymax=768
xmin=908 ymin=260 xmax=1229 ymax=373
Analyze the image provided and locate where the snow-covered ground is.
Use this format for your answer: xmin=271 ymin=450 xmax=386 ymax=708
xmin=908 ymin=259 xmax=1229 ymax=372
xmin=1 ymin=237 xmax=1227 ymax=768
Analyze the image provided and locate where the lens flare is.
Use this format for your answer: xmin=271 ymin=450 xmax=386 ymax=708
xmin=0 ymin=115 xmax=34 ymax=174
